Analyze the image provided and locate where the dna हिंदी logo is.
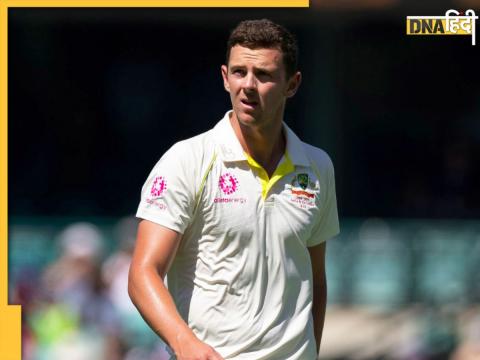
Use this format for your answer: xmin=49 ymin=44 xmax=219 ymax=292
xmin=406 ymin=9 xmax=478 ymax=45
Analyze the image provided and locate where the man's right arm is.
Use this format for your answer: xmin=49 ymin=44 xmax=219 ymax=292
xmin=128 ymin=219 xmax=223 ymax=360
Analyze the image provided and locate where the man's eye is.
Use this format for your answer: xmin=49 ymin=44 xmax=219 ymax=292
xmin=232 ymin=69 xmax=245 ymax=76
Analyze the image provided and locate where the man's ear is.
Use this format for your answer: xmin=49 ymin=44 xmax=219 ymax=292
xmin=221 ymin=65 xmax=230 ymax=93
xmin=285 ymin=71 xmax=302 ymax=98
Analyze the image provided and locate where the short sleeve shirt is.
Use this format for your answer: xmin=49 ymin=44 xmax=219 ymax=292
xmin=136 ymin=111 xmax=340 ymax=359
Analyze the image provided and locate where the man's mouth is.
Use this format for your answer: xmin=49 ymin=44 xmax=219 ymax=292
xmin=241 ymin=99 xmax=258 ymax=107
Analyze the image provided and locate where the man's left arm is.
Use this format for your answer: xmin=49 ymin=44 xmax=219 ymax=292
xmin=308 ymin=241 xmax=327 ymax=355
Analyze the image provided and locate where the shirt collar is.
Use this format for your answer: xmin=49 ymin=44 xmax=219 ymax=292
xmin=283 ymin=122 xmax=310 ymax=167
xmin=213 ymin=110 xmax=310 ymax=167
xmin=213 ymin=111 xmax=247 ymax=162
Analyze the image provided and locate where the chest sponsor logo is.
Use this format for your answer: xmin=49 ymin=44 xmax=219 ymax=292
xmin=214 ymin=173 xmax=246 ymax=204
xmin=219 ymin=173 xmax=238 ymax=194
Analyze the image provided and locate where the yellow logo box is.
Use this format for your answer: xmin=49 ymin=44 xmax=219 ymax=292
xmin=406 ymin=10 xmax=477 ymax=45
xmin=406 ymin=18 xmax=471 ymax=35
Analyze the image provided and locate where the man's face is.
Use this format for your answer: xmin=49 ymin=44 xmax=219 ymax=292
xmin=221 ymin=45 xmax=301 ymax=130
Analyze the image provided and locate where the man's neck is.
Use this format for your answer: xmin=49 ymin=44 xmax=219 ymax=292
xmin=230 ymin=113 xmax=285 ymax=177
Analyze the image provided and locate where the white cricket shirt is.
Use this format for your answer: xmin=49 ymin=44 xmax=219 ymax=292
xmin=136 ymin=111 xmax=340 ymax=359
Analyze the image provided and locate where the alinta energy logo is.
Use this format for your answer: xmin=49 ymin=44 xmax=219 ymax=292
xmin=146 ymin=176 xmax=168 ymax=210
xmin=150 ymin=176 xmax=167 ymax=197
xmin=215 ymin=173 xmax=246 ymax=204
xmin=219 ymin=173 xmax=239 ymax=195
xmin=406 ymin=9 xmax=478 ymax=45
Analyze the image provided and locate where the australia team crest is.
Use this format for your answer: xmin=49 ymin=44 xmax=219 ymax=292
xmin=286 ymin=173 xmax=319 ymax=208
xmin=297 ymin=173 xmax=309 ymax=190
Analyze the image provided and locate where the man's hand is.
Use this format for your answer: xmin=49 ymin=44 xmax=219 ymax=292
xmin=174 ymin=332 xmax=224 ymax=360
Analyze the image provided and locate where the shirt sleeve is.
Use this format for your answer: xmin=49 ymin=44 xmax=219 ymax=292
xmin=307 ymin=154 xmax=340 ymax=247
xmin=136 ymin=142 xmax=196 ymax=234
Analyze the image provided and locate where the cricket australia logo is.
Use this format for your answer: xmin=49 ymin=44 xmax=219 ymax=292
xmin=297 ymin=173 xmax=309 ymax=190
xmin=285 ymin=173 xmax=319 ymax=209
xmin=291 ymin=173 xmax=316 ymax=197
xmin=219 ymin=173 xmax=239 ymax=195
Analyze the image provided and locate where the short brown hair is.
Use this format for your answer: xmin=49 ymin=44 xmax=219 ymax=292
xmin=226 ymin=19 xmax=298 ymax=79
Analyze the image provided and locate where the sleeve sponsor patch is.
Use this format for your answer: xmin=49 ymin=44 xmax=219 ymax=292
xmin=149 ymin=176 xmax=167 ymax=198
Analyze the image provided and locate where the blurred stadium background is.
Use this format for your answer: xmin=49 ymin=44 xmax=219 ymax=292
xmin=8 ymin=3 xmax=480 ymax=360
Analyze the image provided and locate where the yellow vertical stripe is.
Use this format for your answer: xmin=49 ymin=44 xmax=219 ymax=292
xmin=1 ymin=3 xmax=22 ymax=360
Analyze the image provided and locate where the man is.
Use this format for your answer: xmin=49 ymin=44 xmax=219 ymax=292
xmin=129 ymin=19 xmax=340 ymax=360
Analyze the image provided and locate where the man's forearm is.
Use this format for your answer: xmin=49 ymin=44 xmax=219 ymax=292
xmin=312 ymin=275 xmax=327 ymax=354
xmin=128 ymin=265 xmax=196 ymax=352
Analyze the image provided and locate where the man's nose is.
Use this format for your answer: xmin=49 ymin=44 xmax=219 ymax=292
xmin=243 ymin=73 xmax=257 ymax=92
